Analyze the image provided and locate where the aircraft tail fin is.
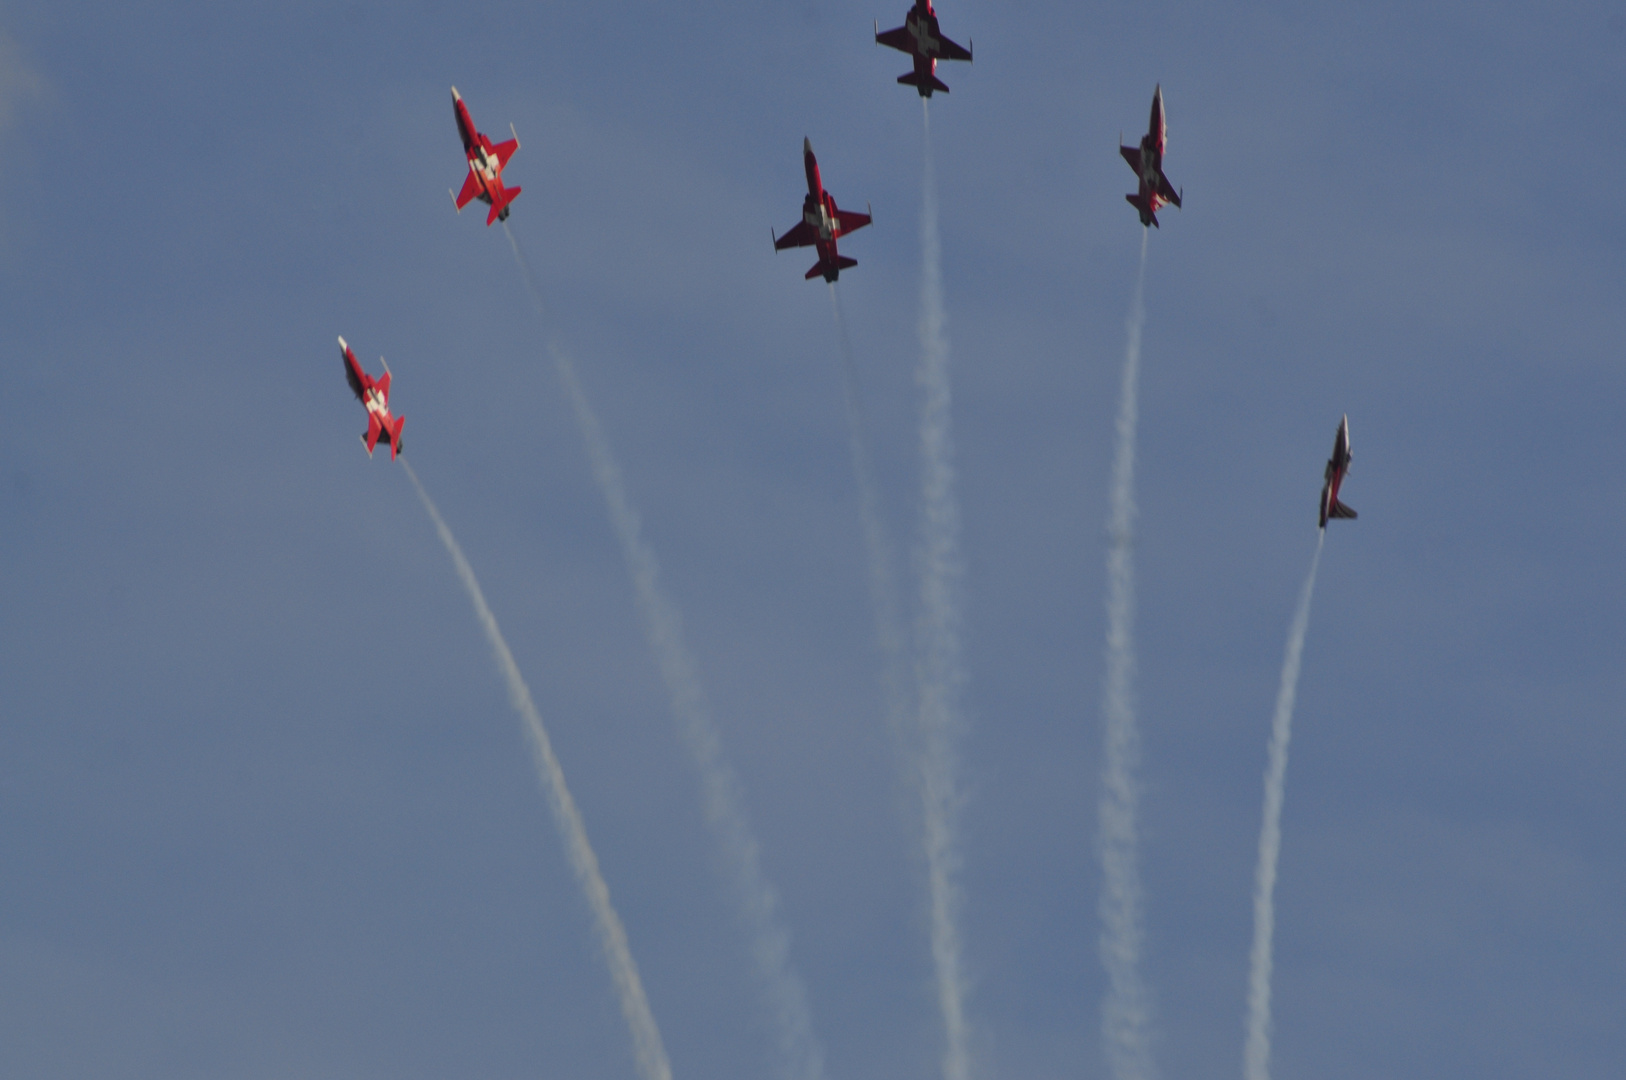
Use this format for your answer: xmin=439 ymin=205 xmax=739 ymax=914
xmin=1330 ymin=500 xmax=1357 ymax=520
xmin=897 ymin=71 xmax=950 ymax=95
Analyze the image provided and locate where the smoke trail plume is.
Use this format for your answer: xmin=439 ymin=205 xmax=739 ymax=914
xmin=1098 ymin=229 xmax=1154 ymax=1080
xmin=827 ymin=283 xmax=912 ymax=746
xmin=504 ymin=226 xmax=827 ymax=1080
xmin=400 ymin=458 xmax=673 ymax=1080
xmin=1243 ymin=533 xmax=1326 ymax=1080
xmin=915 ymin=97 xmax=973 ymax=1080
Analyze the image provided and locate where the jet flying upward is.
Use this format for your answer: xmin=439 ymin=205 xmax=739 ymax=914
xmin=340 ymin=336 xmax=405 ymax=460
xmin=1319 ymin=414 xmax=1357 ymax=529
xmin=773 ymin=138 xmax=872 ymax=282
xmin=1119 ymin=85 xmax=1183 ymax=228
xmin=875 ymin=0 xmax=972 ymax=97
xmin=449 ymin=87 xmax=521 ymax=225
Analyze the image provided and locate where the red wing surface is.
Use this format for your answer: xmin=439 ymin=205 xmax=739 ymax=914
xmin=938 ymin=35 xmax=972 ymax=61
xmin=1119 ymin=145 xmax=1142 ymax=171
xmin=834 ymin=208 xmax=872 ymax=236
xmin=775 ymin=221 xmax=819 ymax=250
xmin=492 ymin=137 xmax=519 ymax=169
xmin=455 ymin=170 xmax=482 ymax=210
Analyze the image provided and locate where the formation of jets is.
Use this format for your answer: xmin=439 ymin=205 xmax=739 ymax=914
xmin=772 ymin=139 xmax=873 ymax=282
xmin=339 ymin=8 xmax=1360 ymax=528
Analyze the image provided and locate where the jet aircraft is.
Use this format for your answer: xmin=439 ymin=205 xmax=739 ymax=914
xmin=449 ymin=87 xmax=521 ymax=225
xmin=1119 ymin=85 xmax=1183 ymax=228
xmin=773 ymin=139 xmax=872 ymax=282
xmin=875 ymin=0 xmax=972 ymax=97
xmin=1319 ymin=414 xmax=1357 ymax=528
xmin=340 ymin=336 xmax=405 ymax=460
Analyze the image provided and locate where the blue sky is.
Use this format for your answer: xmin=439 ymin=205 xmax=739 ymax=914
xmin=2 ymin=2 xmax=1625 ymax=1078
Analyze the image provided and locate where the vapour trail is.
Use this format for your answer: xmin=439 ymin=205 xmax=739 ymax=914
xmin=1098 ymin=228 xmax=1154 ymax=1080
xmin=1242 ymin=532 xmax=1326 ymax=1080
xmin=827 ymin=283 xmax=912 ymax=746
xmin=400 ymin=458 xmax=673 ymax=1080
xmin=915 ymin=96 xmax=972 ymax=1080
xmin=504 ymin=226 xmax=828 ymax=1080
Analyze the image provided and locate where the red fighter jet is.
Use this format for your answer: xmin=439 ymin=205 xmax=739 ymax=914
xmin=449 ymin=87 xmax=521 ymax=225
xmin=1119 ymin=85 xmax=1183 ymax=228
xmin=875 ymin=0 xmax=972 ymax=97
xmin=1319 ymin=415 xmax=1358 ymax=528
xmin=340 ymin=336 xmax=405 ymax=460
xmin=773 ymin=138 xmax=872 ymax=282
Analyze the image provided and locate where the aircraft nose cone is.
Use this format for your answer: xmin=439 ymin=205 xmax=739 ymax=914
xmin=803 ymin=136 xmax=813 ymax=156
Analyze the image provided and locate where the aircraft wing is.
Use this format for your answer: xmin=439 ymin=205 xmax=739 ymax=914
xmin=834 ymin=207 xmax=872 ymax=236
xmin=775 ymin=221 xmax=819 ymax=250
xmin=938 ymin=34 xmax=971 ymax=61
xmin=875 ymin=24 xmax=913 ymax=53
xmin=492 ymin=137 xmax=519 ymax=169
xmin=455 ymin=170 xmax=482 ymax=210
xmin=1155 ymin=170 xmax=1181 ymax=207
xmin=1119 ymin=145 xmax=1142 ymax=172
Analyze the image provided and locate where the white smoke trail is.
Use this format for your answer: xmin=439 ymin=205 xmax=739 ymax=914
xmin=504 ymin=226 xmax=827 ymax=1080
xmin=1242 ymin=532 xmax=1326 ymax=1080
xmin=1098 ymin=228 xmax=1154 ymax=1080
xmin=827 ymin=283 xmax=912 ymax=746
xmin=915 ymin=97 xmax=973 ymax=1080
xmin=400 ymin=458 xmax=673 ymax=1080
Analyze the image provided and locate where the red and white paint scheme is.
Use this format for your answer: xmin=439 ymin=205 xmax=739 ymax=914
xmin=875 ymin=0 xmax=972 ymax=97
xmin=773 ymin=138 xmax=872 ymax=283
xmin=1319 ymin=414 xmax=1358 ymax=529
xmin=340 ymin=336 xmax=405 ymax=460
xmin=450 ymin=87 xmax=521 ymax=226
xmin=1119 ymin=85 xmax=1183 ymax=228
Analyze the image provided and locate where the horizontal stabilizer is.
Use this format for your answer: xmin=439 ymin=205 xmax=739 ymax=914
xmin=1125 ymin=192 xmax=1159 ymax=227
xmin=1330 ymin=500 xmax=1357 ymax=519
xmin=485 ymin=186 xmax=520 ymax=225
xmin=897 ymin=70 xmax=951 ymax=95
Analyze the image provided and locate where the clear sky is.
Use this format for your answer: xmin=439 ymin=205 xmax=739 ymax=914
xmin=2 ymin=2 xmax=1624 ymax=1078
